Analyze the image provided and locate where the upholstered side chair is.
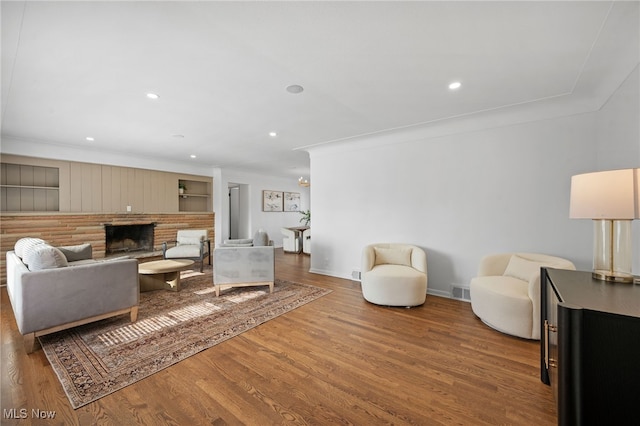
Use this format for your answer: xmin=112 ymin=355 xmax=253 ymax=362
xmin=281 ymin=228 xmax=301 ymax=253
xmin=469 ymin=252 xmax=575 ymax=340
xmin=162 ymin=229 xmax=211 ymax=272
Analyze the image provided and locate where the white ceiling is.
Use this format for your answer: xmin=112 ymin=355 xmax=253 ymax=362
xmin=1 ymin=1 xmax=636 ymax=178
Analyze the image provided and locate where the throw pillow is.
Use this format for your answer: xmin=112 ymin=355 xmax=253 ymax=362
xmin=57 ymin=243 xmax=93 ymax=262
xmin=374 ymin=247 xmax=412 ymax=266
xmin=14 ymin=237 xmax=47 ymax=259
xmin=253 ymin=229 xmax=269 ymax=246
xmin=23 ymin=244 xmax=68 ymax=271
xmin=178 ymin=236 xmax=204 ymax=245
xmin=503 ymin=255 xmax=546 ymax=282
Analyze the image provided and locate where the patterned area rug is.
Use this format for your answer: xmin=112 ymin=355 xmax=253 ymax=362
xmin=39 ymin=267 xmax=331 ymax=409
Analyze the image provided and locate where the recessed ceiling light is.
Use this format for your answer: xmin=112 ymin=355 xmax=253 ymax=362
xmin=286 ymin=84 xmax=304 ymax=94
xmin=146 ymin=93 xmax=159 ymax=100
xmin=85 ymin=137 xmax=94 ymax=141
xmin=190 ymin=154 xmax=196 ymax=159
xmin=269 ymin=132 xmax=277 ymax=137
xmin=448 ymin=81 xmax=462 ymax=90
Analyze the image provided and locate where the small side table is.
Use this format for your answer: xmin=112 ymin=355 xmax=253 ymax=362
xmin=138 ymin=259 xmax=195 ymax=292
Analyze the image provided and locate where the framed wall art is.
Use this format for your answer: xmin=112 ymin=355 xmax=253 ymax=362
xmin=263 ymin=190 xmax=283 ymax=211
xmin=284 ymin=191 xmax=301 ymax=212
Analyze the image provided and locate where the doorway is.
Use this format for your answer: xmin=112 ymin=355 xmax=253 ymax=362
xmin=228 ymin=183 xmax=250 ymax=240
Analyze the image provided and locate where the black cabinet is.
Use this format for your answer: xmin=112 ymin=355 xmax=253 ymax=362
xmin=541 ymin=268 xmax=640 ymax=425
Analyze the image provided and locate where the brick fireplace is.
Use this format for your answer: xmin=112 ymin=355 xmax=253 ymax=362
xmin=0 ymin=212 xmax=214 ymax=284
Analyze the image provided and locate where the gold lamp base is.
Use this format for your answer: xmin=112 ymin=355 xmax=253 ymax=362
xmin=592 ymin=270 xmax=634 ymax=283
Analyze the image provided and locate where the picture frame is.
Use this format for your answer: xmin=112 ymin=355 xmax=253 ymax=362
xmin=263 ymin=190 xmax=283 ymax=211
xmin=284 ymin=192 xmax=301 ymax=212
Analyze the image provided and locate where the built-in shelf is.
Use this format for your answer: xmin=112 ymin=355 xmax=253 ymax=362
xmin=1 ymin=163 xmax=60 ymax=212
xmin=1 ymin=184 xmax=60 ymax=190
xmin=179 ymin=193 xmax=209 ymax=198
xmin=178 ymin=179 xmax=212 ymax=212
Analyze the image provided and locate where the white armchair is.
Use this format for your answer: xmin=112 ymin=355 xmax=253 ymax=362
xmin=470 ymin=253 xmax=575 ymax=340
xmin=281 ymin=228 xmax=301 ymax=253
xmin=361 ymin=243 xmax=428 ymax=307
xmin=162 ymin=229 xmax=211 ymax=272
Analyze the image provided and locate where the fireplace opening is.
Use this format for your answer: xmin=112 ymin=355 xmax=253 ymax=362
xmin=105 ymin=223 xmax=155 ymax=255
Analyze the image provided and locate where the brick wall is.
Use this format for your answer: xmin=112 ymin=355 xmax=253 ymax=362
xmin=0 ymin=212 xmax=214 ymax=285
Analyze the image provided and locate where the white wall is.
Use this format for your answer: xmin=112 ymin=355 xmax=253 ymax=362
xmin=308 ymin=65 xmax=638 ymax=296
xmin=596 ymin=66 xmax=640 ymax=170
xmin=309 ymin=112 xmax=600 ymax=296
xmin=213 ymin=168 xmax=310 ymax=248
xmin=595 ymin=65 xmax=640 ymax=274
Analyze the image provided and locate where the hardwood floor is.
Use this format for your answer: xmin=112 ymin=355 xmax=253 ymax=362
xmin=1 ymin=249 xmax=557 ymax=425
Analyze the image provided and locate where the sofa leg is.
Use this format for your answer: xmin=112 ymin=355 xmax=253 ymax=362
xmin=130 ymin=306 xmax=139 ymax=322
xmin=23 ymin=333 xmax=37 ymax=354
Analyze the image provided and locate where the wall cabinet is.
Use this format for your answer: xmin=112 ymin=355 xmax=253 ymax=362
xmin=541 ymin=268 xmax=640 ymax=425
xmin=1 ymin=155 xmax=212 ymax=213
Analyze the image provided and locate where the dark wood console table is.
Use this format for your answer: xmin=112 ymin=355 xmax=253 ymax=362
xmin=541 ymin=268 xmax=640 ymax=425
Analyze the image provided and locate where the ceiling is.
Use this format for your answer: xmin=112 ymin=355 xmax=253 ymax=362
xmin=0 ymin=1 xmax=633 ymax=178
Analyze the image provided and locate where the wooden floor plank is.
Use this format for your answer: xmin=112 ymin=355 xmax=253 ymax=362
xmin=0 ymin=249 xmax=556 ymax=425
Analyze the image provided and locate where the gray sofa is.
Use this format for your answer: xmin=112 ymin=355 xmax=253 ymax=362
xmin=6 ymin=238 xmax=139 ymax=353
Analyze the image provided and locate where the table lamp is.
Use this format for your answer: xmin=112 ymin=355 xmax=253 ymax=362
xmin=569 ymin=168 xmax=639 ymax=283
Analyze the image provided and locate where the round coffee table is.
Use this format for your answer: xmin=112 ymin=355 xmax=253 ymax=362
xmin=138 ymin=259 xmax=195 ymax=292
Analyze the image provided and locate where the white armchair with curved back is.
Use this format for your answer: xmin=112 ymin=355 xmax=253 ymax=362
xmin=470 ymin=252 xmax=575 ymax=340
xmin=361 ymin=243 xmax=428 ymax=307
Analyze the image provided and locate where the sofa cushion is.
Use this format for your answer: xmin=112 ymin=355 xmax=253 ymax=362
xmin=14 ymin=237 xmax=47 ymax=259
xmin=221 ymin=238 xmax=254 ymax=247
xmin=221 ymin=242 xmax=254 ymax=247
xmin=57 ymin=243 xmax=93 ymax=262
xmin=165 ymin=245 xmax=201 ymax=258
xmin=361 ymin=264 xmax=427 ymax=306
xmin=68 ymin=256 xmax=129 ymax=267
xmin=374 ymin=247 xmax=412 ymax=267
xmin=503 ymin=255 xmax=546 ymax=282
xmin=23 ymin=244 xmax=68 ymax=270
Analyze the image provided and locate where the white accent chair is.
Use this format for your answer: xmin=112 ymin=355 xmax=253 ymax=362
xmin=361 ymin=243 xmax=428 ymax=307
xmin=162 ymin=229 xmax=211 ymax=272
xmin=470 ymin=253 xmax=575 ymax=340
xmin=302 ymin=228 xmax=311 ymax=255
xmin=281 ymin=228 xmax=301 ymax=253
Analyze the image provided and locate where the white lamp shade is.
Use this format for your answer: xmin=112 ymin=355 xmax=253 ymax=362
xmin=570 ymin=168 xmax=639 ymax=219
